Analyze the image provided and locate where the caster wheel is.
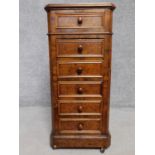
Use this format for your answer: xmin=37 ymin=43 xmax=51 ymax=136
xmin=53 ymin=145 xmax=57 ymax=149
xmin=100 ymin=148 xmax=105 ymax=153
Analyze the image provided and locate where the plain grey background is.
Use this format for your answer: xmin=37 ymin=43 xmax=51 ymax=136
xmin=20 ymin=0 xmax=135 ymax=107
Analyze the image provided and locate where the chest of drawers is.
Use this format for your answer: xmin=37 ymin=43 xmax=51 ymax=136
xmin=45 ymin=3 xmax=115 ymax=153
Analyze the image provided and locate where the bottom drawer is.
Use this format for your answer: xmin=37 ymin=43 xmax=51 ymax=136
xmin=59 ymin=118 xmax=101 ymax=134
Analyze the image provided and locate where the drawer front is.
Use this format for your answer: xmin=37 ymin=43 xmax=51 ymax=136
xmin=59 ymin=118 xmax=101 ymax=134
xmin=58 ymin=81 xmax=102 ymax=98
xmin=49 ymin=10 xmax=112 ymax=33
xmin=58 ymin=100 xmax=102 ymax=115
xmin=55 ymin=13 xmax=105 ymax=33
xmin=58 ymin=61 xmax=103 ymax=77
xmin=56 ymin=39 xmax=104 ymax=57
xmin=57 ymin=14 xmax=104 ymax=28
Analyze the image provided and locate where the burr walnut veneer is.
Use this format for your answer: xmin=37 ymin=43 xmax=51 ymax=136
xmin=45 ymin=3 xmax=115 ymax=153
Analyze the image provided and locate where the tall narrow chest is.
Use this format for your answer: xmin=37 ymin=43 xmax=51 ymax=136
xmin=45 ymin=3 xmax=115 ymax=153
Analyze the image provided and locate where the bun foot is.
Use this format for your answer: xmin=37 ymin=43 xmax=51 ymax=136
xmin=100 ymin=148 xmax=105 ymax=153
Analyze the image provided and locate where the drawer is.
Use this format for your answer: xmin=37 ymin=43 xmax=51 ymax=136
xmin=58 ymin=100 xmax=102 ymax=115
xmin=48 ymin=10 xmax=112 ymax=34
xmin=57 ymin=13 xmax=104 ymax=28
xmin=55 ymin=13 xmax=105 ymax=33
xmin=59 ymin=118 xmax=101 ymax=134
xmin=58 ymin=61 xmax=103 ymax=77
xmin=58 ymin=81 xmax=102 ymax=98
xmin=56 ymin=39 xmax=104 ymax=57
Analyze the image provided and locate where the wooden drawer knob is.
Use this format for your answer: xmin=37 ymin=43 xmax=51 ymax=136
xmin=77 ymin=45 xmax=83 ymax=53
xmin=77 ymin=123 xmax=83 ymax=130
xmin=77 ymin=105 xmax=83 ymax=113
xmin=77 ymin=87 xmax=83 ymax=94
xmin=76 ymin=67 xmax=83 ymax=75
xmin=77 ymin=17 xmax=83 ymax=25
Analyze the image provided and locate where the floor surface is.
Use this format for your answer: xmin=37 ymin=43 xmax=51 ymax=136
xmin=20 ymin=107 xmax=134 ymax=155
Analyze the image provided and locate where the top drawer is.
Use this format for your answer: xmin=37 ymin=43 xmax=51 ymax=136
xmin=48 ymin=10 xmax=113 ymax=34
xmin=57 ymin=14 xmax=104 ymax=28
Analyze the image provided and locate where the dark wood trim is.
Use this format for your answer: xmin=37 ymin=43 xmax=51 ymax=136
xmin=45 ymin=3 xmax=116 ymax=12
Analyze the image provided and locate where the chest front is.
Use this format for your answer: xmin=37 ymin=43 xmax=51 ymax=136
xmin=45 ymin=3 xmax=115 ymax=153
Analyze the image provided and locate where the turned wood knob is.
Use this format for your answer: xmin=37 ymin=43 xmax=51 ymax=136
xmin=77 ymin=105 xmax=83 ymax=113
xmin=78 ymin=123 xmax=83 ymax=130
xmin=76 ymin=67 xmax=83 ymax=75
xmin=77 ymin=87 xmax=83 ymax=94
xmin=77 ymin=17 xmax=83 ymax=25
xmin=77 ymin=45 xmax=83 ymax=54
